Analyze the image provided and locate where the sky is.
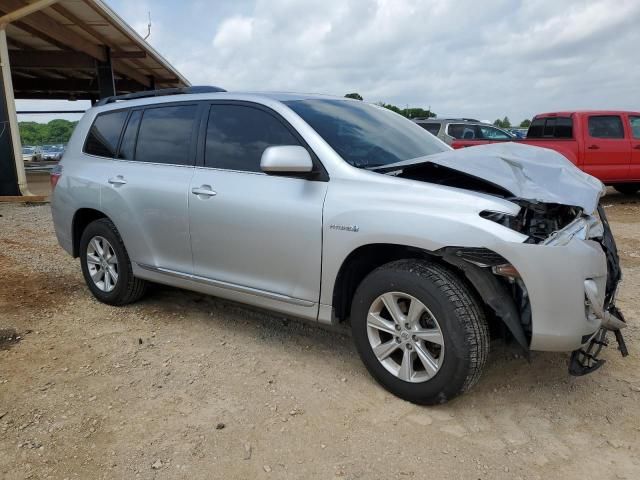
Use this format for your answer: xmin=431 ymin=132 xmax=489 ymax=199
xmin=17 ymin=0 xmax=640 ymax=124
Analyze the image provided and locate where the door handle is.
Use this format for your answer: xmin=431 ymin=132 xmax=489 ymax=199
xmin=108 ymin=176 xmax=127 ymax=185
xmin=191 ymin=185 xmax=217 ymax=197
xmin=587 ymin=145 xmax=600 ymax=150
xmin=634 ymin=145 xmax=640 ymax=150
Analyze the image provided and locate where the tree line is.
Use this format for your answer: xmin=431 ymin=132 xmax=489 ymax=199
xmin=345 ymin=93 xmax=436 ymax=119
xmin=346 ymin=93 xmax=533 ymax=129
xmin=19 ymin=119 xmax=78 ymax=146
xmin=492 ymin=116 xmax=531 ymax=129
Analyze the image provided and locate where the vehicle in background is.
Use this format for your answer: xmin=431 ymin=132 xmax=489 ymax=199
xmin=21 ymin=146 xmax=41 ymax=162
xmin=508 ymin=128 xmax=528 ymax=139
xmin=41 ymin=144 xmax=65 ymax=161
xmin=469 ymin=111 xmax=640 ymax=195
xmin=414 ymin=118 xmax=514 ymax=147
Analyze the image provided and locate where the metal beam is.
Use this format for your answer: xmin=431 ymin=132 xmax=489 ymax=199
xmin=9 ymin=50 xmax=95 ymax=68
xmin=95 ymin=46 xmax=114 ymax=98
xmin=111 ymin=51 xmax=146 ymax=59
xmin=0 ymin=0 xmax=106 ymax=61
xmin=0 ymin=0 xmax=59 ymax=25
xmin=0 ymin=26 xmax=28 ymax=195
xmin=13 ymin=77 xmax=142 ymax=92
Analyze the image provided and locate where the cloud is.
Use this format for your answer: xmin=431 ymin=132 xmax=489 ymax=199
xmin=19 ymin=0 xmax=640 ymax=124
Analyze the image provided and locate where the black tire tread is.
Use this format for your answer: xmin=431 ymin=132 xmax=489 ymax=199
xmin=352 ymin=258 xmax=490 ymax=403
xmin=82 ymin=218 xmax=147 ymax=305
xmin=378 ymin=259 xmax=489 ymax=393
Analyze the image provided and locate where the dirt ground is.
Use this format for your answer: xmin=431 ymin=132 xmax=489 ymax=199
xmin=1 ymin=192 xmax=639 ymax=480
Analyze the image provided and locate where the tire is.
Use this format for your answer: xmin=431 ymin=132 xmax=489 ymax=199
xmin=613 ymin=183 xmax=640 ymax=195
xmin=350 ymin=259 xmax=489 ymax=405
xmin=79 ymin=218 xmax=147 ymax=306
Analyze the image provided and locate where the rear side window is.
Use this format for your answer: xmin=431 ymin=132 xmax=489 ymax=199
xmin=135 ymin=105 xmax=198 ymax=165
xmin=527 ymin=117 xmax=573 ymax=138
xmin=527 ymin=118 xmax=544 ymax=138
xmin=84 ymin=110 xmax=128 ymax=157
xmin=629 ymin=116 xmax=640 ymax=139
xmin=448 ymin=124 xmax=478 ymax=140
xmin=205 ymin=104 xmax=301 ymax=172
xmin=419 ymin=123 xmax=440 ymax=135
xmin=588 ymin=115 xmax=624 ymax=139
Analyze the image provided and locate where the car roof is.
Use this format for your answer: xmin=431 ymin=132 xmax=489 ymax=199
xmin=534 ymin=110 xmax=640 ymax=118
xmin=91 ymin=89 xmax=350 ymax=114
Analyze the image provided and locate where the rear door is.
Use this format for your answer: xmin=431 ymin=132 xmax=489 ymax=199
xmin=628 ymin=114 xmax=640 ymax=180
xmin=582 ymin=114 xmax=631 ymax=181
xmin=188 ymin=102 xmax=327 ymax=315
xmin=99 ymin=102 xmax=201 ymax=273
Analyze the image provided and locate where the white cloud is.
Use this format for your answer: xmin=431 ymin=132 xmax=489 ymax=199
xmin=18 ymin=0 xmax=640 ymax=124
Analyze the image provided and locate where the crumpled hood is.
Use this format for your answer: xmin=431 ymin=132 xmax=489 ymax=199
xmin=396 ymin=142 xmax=605 ymax=213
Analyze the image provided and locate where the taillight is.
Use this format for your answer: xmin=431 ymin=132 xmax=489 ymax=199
xmin=50 ymin=164 xmax=62 ymax=190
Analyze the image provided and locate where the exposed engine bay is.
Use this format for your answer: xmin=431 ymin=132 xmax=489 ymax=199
xmin=379 ymin=154 xmax=628 ymax=375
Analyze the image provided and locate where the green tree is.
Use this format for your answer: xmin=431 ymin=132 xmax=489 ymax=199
xmin=493 ymin=118 xmax=503 ymax=128
xmin=376 ymin=102 xmax=436 ymax=119
xmin=19 ymin=119 xmax=78 ymax=146
xmin=501 ymin=116 xmax=511 ymax=128
xmin=519 ymin=119 xmax=531 ymax=128
xmin=344 ymin=92 xmax=363 ymax=101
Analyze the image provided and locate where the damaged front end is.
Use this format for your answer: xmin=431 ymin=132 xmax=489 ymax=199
xmin=467 ymin=200 xmax=628 ymax=375
xmin=381 ymin=143 xmax=628 ymax=375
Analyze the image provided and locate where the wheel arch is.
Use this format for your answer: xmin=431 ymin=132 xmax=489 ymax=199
xmin=71 ymin=208 xmax=109 ymax=257
xmin=330 ymin=242 xmax=529 ymax=353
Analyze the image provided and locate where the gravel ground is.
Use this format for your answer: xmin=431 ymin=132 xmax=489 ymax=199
xmin=1 ymin=193 xmax=640 ymax=479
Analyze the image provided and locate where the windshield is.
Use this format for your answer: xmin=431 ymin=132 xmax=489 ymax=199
xmin=22 ymin=147 xmax=34 ymax=154
xmin=284 ymin=99 xmax=449 ymax=169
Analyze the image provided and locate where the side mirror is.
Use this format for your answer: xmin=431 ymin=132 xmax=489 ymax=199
xmin=260 ymin=145 xmax=313 ymax=174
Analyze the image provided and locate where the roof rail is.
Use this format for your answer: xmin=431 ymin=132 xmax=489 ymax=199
xmin=95 ymin=86 xmax=226 ymax=106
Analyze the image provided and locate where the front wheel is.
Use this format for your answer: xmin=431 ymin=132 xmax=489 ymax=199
xmin=350 ymin=260 xmax=489 ymax=404
xmin=79 ymin=218 xmax=147 ymax=305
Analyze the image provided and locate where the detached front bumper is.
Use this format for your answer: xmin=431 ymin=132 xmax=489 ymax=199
xmin=492 ymin=207 xmax=625 ymax=353
xmin=495 ymin=237 xmax=607 ymax=351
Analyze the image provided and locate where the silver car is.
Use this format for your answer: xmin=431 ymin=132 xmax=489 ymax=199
xmin=51 ymin=87 xmax=628 ymax=404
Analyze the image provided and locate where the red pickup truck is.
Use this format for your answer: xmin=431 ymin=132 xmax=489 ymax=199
xmin=451 ymin=111 xmax=640 ymax=194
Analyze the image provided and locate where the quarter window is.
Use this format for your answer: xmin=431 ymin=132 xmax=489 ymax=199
xmin=588 ymin=115 xmax=624 ymax=139
xmin=205 ymin=104 xmax=301 ymax=172
xmin=84 ymin=110 xmax=128 ymax=157
xmin=629 ymin=116 xmax=640 ymax=139
xmin=135 ymin=105 xmax=198 ymax=165
xmin=478 ymin=126 xmax=511 ymax=140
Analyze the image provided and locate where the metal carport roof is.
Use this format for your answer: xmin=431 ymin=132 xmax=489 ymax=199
xmin=0 ymin=0 xmax=191 ymax=197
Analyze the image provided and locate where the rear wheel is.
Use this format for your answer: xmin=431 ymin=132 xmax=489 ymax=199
xmin=350 ymin=259 xmax=489 ymax=404
xmin=613 ymin=183 xmax=640 ymax=195
xmin=79 ymin=218 xmax=147 ymax=305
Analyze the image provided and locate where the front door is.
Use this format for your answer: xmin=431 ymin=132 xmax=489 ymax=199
xmin=582 ymin=114 xmax=631 ymax=181
xmin=188 ymin=103 xmax=327 ymax=316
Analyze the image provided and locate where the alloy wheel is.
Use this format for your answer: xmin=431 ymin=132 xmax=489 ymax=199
xmin=86 ymin=236 xmax=119 ymax=293
xmin=366 ymin=292 xmax=444 ymax=383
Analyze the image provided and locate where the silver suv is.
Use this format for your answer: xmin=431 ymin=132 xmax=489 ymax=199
xmin=51 ymin=87 xmax=628 ymax=404
xmin=414 ymin=118 xmax=514 ymax=145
